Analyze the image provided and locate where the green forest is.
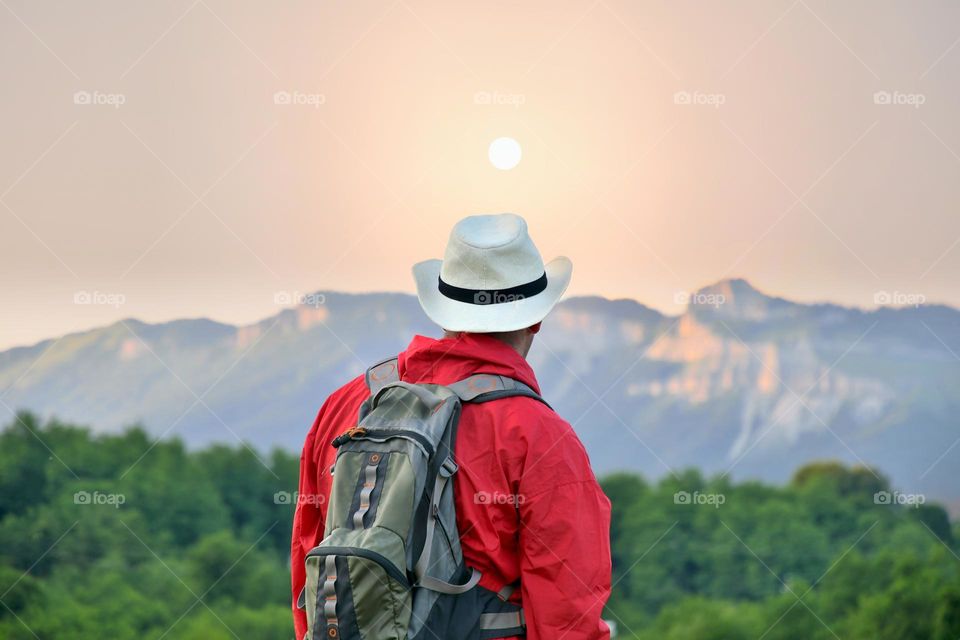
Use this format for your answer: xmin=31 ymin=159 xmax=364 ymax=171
xmin=1 ymin=412 xmax=958 ymax=639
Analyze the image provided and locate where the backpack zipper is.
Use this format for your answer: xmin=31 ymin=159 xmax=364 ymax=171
xmin=333 ymin=427 xmax=434 ymax=458
xmin=306 ymin=546 xmax=411 ymax=588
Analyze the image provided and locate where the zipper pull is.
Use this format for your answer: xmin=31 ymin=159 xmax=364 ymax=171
xmin=332 ymin=426 xmax=366 ymax=448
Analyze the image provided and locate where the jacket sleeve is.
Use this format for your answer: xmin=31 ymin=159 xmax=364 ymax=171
xmin=517 ymin=425 xmax=613 ymax=640
xmin=291 ymin=405 xmax=327 ymax=640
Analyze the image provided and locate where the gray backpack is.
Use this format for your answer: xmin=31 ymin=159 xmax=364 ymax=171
xmin=300 ymin=356 xmax=549 ymax=640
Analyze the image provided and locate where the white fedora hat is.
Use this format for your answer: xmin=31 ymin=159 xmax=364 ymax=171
xmin=412 ymin=213 xmax=572 ymax=332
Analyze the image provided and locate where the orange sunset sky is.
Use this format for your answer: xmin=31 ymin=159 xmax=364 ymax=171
xmin=1 ymin=0 xmax=959 ymax=350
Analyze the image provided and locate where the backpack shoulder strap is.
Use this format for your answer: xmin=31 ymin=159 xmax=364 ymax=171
xmin=364 ymin=356 xmax=400 ymax=396
xmin=447 ymin=373 xmax=552 ymax=410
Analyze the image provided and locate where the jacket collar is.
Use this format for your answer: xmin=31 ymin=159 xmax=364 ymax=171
xmin=397 ymin=333 xmax=541 ymax=395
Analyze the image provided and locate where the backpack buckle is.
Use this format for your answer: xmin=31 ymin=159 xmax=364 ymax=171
xmin=440 ymin=458 xmax=459 ymax=477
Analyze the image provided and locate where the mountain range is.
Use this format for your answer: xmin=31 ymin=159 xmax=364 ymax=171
xmin=2 ymin=279 xmax=958 ymax=505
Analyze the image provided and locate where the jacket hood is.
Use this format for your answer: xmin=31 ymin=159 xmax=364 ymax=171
xmin=397 ymin=333 xmax=541 ymax=395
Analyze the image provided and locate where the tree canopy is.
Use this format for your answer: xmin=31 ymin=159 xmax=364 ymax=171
xmin=0 ymin=413 xmax=956 ymax=639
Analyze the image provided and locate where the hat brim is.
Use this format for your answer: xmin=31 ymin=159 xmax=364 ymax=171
xmin=412 ymin=256 xmax=572 ymax=333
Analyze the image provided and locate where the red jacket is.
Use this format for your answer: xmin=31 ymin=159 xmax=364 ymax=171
xmin=291 ymin=333 xmax=612 ymax=640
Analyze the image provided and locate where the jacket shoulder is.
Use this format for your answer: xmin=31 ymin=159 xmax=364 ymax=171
xmin=492 ymin=392 xmax=574 ymax=435
xmin=489 ymin=395 xmax=597 ymax=485
xmin=327 ymin=373 xmax=369 ymax=406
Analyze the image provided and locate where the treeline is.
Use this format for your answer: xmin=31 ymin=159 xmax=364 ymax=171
xmin=0 ymin=412 xmax=296 ymax=639
xmin=603 ymin=465 xmax=960 ymax=639
xmin=0 ymin=413 xmax=958 ymax=639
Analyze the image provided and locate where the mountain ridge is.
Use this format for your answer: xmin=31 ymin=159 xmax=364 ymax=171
xmin=5 ymin=277 xmax=955 ymax=355
xmin=2 ymin=278 xmax=957 ymax=505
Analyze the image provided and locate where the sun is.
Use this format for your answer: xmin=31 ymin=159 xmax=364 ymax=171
xmin=488 ymin=137 xmax=522 ymax=170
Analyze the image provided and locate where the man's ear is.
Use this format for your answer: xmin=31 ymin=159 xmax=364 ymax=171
xmin=529 ymin=322 xmax=542 ymax=335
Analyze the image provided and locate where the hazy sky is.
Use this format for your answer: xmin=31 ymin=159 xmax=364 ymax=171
xmin=2 ymin=0 xmax=959 ymax=350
